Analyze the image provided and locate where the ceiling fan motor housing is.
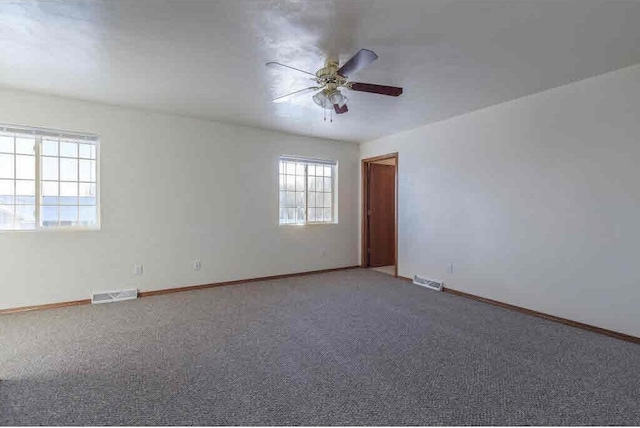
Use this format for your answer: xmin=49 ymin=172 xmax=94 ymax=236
xmin=315 ymin=60 xmax=348 ymax=89
xmin=311 ymin=60 xmax=349 ymax=109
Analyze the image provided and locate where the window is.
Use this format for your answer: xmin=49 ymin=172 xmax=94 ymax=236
xmin=0 ymin=125 xmax=99 ymax=231
xmin=279 ymin=156 xmax=336 ymax=225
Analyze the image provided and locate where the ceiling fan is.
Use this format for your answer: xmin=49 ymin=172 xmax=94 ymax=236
xmin=266 ymin=49 xmax=403 ymax=115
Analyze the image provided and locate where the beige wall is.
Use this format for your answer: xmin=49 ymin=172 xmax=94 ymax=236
xmin=0 ymin=88 xmax=359 ymax=310
xmin=361 ymin=63 xmax=640 ymax=337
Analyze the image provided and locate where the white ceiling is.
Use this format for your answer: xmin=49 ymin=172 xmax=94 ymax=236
xmin=1 ymin=0 xmax=640 ymax=143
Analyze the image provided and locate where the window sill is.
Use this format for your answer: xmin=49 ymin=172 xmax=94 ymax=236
xmin=0 ymin=226 xmax=101 ymax=233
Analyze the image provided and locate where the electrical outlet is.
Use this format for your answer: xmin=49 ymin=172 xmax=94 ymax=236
xmin=133 ymin=264 xmax=143 ymax=276
xmin=193 ymin=260 xmax=201 ymax=271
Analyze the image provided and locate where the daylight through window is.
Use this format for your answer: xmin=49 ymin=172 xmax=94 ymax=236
xmin=0 ymin=125 xmax=99 ymax=231
xmin=279 ymin=156 xmax=337 ymax=225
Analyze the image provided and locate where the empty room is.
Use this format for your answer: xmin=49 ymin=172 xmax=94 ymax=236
xmin=1 ymin=0 xmax=639 ymax=426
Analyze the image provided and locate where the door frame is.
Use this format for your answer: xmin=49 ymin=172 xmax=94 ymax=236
xmin=361 ymin=152 xmax=399 ymax=277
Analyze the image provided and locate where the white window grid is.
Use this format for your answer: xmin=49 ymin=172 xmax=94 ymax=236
xmin=279 ymin=157 xmax=336 ymax=225
xmin=0 ymin=125 xmax=99 ymax=231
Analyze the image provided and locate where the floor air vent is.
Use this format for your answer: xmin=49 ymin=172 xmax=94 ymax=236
xmin=413 ymin=275 xmax=444 ymax=291
xmin=91 ymin=289 xmax=138 ymax=304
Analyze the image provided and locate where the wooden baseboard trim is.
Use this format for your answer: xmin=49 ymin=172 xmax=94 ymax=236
xmin=8 ymin=268 xmax=635 ymax=345
xmin=137 ymin=265 xmax=360 ymax=298
xmin=443 ymin=287 xmax=639 ymax=344
xmin=0 ymin=266 xmax=361 ymax=315
xmin=398 ymin=276 xmax=638 ymax=344
xmin=0 ymin=298 xmax=92 ymax=315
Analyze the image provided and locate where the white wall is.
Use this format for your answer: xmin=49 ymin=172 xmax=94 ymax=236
xmin=361 ymin=63 xmax=640 ymax=337
xmin=0 ymin=88 xmax=359 ymax=310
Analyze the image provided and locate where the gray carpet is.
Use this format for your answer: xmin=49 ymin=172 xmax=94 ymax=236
xmin=1 ymin=268 xmax=639 ymax=426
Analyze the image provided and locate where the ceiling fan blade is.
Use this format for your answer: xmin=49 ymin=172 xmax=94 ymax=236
xmin=349 ymin=82 xmax=403 ymax=97
xmin=337 ymin=49 xmax=378 ymax=77
xmin=333 ymin=104 xmax=348 ymax=114
xmin=266 ymin=61 xmax=316 ymax=77
xmin=272 ymin=87 xmax=320 ymax=103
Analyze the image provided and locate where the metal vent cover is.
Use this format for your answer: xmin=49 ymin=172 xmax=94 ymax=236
xmin=413 ymin=275 xmax=443 ymax=292
xmin=91 ymin=289 xmax=138 ymax=304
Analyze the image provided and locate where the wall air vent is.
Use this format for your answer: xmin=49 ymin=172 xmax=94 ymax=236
xmin=91 ymin=289 xmax=138 ymax=304
xmin=413 ymin=275 xmax=443 ymax=292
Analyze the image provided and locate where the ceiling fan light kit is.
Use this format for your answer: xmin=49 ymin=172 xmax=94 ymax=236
xmin=312 ymin=88 xmax=348 ymax=110
xmin=267 ymin=49 xmax=403 ymax=118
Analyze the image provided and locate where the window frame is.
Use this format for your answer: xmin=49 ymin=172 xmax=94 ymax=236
xmin=278 ymin=156 xmax=338 ymax=226
xmin=0 ymin=125 xmax=101 ymax=232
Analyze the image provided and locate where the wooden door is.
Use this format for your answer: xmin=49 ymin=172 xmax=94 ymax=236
xmin=367 ymin=163 xmax=395 ymax=267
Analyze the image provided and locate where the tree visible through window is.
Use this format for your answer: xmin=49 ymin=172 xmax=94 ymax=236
xmin=279 ymin=156 xmax=336 ymax=225
xmin=0 ymin=125 xmax=99 ymax=231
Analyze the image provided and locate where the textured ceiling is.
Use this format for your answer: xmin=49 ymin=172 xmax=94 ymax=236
xmin=1 ymin=0 xmax=640 ymax=143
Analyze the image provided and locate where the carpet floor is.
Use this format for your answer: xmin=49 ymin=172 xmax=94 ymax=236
xmin=1 ymin=269 xmax=639 ymax=426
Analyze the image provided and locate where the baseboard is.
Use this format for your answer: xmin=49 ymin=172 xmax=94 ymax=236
xmin=0 ymin=298 xmax=92 ymax=315
xmin=8 ymin=268 xmax=635 ymax=345
xmin=137 ymin=265 xmax=360 ymax=298
xmin=0 ymin=265 xmax=361 ymax=315
xmin=399 ymin=275 xmax=639 ymax=345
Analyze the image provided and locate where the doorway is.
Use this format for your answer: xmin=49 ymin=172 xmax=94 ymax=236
xmin=362 ymin=153 xmax=398 ymax=277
